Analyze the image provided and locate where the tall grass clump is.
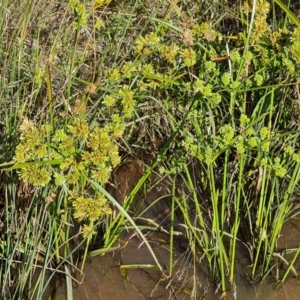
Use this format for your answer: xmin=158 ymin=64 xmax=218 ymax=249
xmin=154 ymin=0 xmax=300 ymax=292
xmin=0 ymin=0 xmax=141 ymax=298
xmin=117 ymin=0 xmax=300 ymax=293
xmin=1 ymin=0 xmax=300 ymax=298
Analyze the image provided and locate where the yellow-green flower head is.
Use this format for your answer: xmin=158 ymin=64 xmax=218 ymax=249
xmin=180 ymin=48 xmax=196 ymax=67
xmin=68 ymin=118 xmax=89 ymax=141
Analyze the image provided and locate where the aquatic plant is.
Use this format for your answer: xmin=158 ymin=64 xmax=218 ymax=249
xmin=1 ymin=0 xmax=300 ymax=298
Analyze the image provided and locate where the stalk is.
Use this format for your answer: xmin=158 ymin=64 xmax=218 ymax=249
xmin=169 ymin=179 xmax=176 ymax=278
xmin=229 ymin=152 xmax=245 ymax=282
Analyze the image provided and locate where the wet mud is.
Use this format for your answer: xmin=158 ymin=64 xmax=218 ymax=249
xmin=54 ymin=160 xmax=300 ymax=300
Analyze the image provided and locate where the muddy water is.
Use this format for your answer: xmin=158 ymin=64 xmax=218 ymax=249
xmin=53 ymin=222 xmax=300 ymax=300
xmin=56 ymin=232 xmax=210 ymax=300
xmin=54 ymin=160 xmax=300 ymax=300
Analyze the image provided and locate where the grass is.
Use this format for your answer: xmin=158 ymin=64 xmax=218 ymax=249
xmin=1 ymin=0 xmax=300 ymax=298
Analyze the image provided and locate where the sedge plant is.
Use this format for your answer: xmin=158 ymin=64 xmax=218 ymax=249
xmin=1 ymin=0 xmax=300 ymax=299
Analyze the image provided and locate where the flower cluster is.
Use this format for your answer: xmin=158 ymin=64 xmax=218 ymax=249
xmin=182 ymin=111 xmax=300 ymax=180
xmin=71 ymin=191 xmax=112 ymax=223
xmin=13 ymin=113 xmax=126 ymax=230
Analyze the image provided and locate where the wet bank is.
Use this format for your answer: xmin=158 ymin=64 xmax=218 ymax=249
xmin=53 ymin=160 xmax=300 ymax=299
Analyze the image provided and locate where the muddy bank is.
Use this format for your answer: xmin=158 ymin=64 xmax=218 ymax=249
xmin=107 ymin=159 xmax=195 ymax=249
xmin=54 ymin=221 xmax=300 ymax=300
xmin=52 ymin=159 xmax=300 ymax=299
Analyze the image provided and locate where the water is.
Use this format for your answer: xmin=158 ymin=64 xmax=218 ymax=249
xmin=53 ymin=160 xmax=300 ymax=299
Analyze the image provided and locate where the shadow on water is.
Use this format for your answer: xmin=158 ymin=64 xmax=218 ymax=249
xmin=53 ymin=160 xmax=300 ymax=300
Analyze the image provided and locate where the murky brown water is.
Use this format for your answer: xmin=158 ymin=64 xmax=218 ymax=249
xmin=53 ymin=222 xmax=300 ymax=300
xmin=53 ymin=160 xmax=300 ymax=300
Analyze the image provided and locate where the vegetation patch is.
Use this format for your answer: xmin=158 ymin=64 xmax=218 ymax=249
xmin=1 ymin=0 xmax=300 ymax=298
